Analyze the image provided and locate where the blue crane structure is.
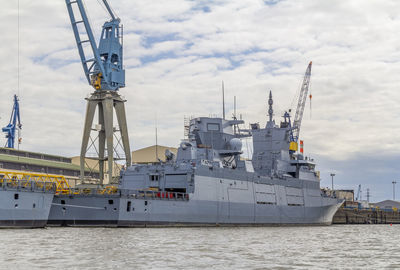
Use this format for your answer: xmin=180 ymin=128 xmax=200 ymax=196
xmin=2 ymin=95 xmax=22 ymax=149
xmin=66 ymin=0 xmax=125 ymax=91
xmin=65 ymin=0 xmax=131 ymax=184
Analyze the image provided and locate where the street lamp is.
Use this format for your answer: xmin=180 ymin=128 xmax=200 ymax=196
xmin=330 ymin=173 xmax=335 ymax=191
xmin=392 ymin=181 xmax=397 ymax=201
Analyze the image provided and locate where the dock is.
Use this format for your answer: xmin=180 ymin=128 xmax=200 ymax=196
xmin=333 ymin=207 xmax=400 ymax=224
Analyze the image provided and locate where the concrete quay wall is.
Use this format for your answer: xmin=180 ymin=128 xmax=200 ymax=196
xmin=333 ymin=207 xmax=400 ymax=224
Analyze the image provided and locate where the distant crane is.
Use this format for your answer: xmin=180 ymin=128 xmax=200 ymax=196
xmin=292 ymin=61 xmax=312 ymax=143
xmin=2 ymin=95 xmax=22 ymax=149
xmin=66 ymin=0 xmax=131 ymax=184
xmin=355 ymin=184 xmax=362 ymax=201
xmin=286 ymin=62 xmax=312 ymax=152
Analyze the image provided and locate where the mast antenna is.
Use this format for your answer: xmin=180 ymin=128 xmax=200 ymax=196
xmin=234 ymin=96 xmax=237 ymax=119
xmin=222 ymin=81 xmax=225 ymax=120
xmin=155 ymin=114 xmax=158 ymax=161
xmin=268 ymin=90 xmax=273 ymax=123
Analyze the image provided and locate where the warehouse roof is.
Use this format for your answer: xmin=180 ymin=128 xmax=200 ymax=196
xmin=0 ymin=153 xmax=91 ymax=172
xmin=374 ymin=200 xmax=400 ymax=209
xmin=0 ymin=147 xmax=71 ymax=163
xmin=132 ymin=145 xmax=178 ymax=163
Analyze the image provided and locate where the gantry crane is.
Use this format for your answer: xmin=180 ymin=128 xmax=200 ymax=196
xmin=2 ymin=95 xmax=22 ymax=149
xmin=65 ymin=0 xmax=131 ymax=184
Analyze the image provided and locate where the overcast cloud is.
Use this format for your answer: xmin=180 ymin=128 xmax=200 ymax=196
xmin=1 ymin=0 xmax=399 ymax=201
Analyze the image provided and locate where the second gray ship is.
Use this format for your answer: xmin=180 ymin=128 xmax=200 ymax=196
xmin=48 ymin=91 xmax=343 ymax=226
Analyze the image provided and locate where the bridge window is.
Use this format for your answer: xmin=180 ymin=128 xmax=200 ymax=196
xmin=150 ymin=175 xmax=159 ymax=181
xmin=207 ymin=123 xmax=220 ymax=131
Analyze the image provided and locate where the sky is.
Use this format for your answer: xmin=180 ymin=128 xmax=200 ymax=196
xmin=1 ymin=0 xmax=400 ymax=202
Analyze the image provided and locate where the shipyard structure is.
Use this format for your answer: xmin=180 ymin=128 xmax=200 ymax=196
xmin=0 ymin=0 xmax=345 ymax=227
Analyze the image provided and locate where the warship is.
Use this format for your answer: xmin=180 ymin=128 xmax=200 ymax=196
xmin=0 ymin=171 xmax=55 ymax=228
xmin=48 ymin=91 xmax=343 ymax=226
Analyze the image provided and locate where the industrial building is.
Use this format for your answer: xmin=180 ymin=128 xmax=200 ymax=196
xmin=0 ymin=147 xmax=97 ymax=181
xmin=373 ymin=200 xmax=400 ymax=210
xmin=0 ymin=145 xmax=177 ymax=185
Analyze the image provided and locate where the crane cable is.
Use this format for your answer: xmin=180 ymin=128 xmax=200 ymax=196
xmin=96 ymin=0 xmax=109 ymax=17
xmin=96 ymin=0 xmax=119 ymax=20
xmin=309 ymin=80 xmax=312 ymax=119
xmin=290 ymin=70 xmax=303 ymax=113
xmin=17 ymin=0 xmax=22 ymax=150
xmin=82 ymin=0 xmax=98 ymax=39
xmin=17 ymin=0 xmax=20 ymax=97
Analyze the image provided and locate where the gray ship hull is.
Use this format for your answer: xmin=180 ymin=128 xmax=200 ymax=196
xmin=117 ymin=199 xmax=341 ymax=227
xmin=48 ymin=195 xmax=120 ymax=227
xmin=0 ymin=189 xmax=54 ymax=228
xmin=47 ymin=174 xmax=343 ymax=227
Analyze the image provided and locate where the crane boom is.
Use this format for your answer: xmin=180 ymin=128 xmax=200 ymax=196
xmin=2 ymin=95 xmax=22 ymax=148
xmin=292 ymin=61 xmax=312 ymax=142
xmin=65 ymin=0 xmax=124 ymax=91
xmin=102 ymin=0 xmax=117 ymax=21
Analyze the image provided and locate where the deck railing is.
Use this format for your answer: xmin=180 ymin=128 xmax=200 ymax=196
xmin=0 ymin=170 xmax=70 ymax=194
xmin=0 ymin=178 xmax=56 ymax=193
xmin=54 ymin=187 xmax=190 ymax=201
xmin=125 ymin=190 xmax=189 ymax=201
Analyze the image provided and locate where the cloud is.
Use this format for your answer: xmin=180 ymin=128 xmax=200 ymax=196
xmin=1 ymin=0 xmax=400 ymax=201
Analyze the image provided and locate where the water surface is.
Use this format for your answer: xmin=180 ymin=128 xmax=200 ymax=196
xmin=0 ymin=225 xmax=398 ymax=269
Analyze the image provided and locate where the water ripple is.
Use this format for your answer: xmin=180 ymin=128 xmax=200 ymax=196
xmin=0 ymin=225 xmax=398 ymax=269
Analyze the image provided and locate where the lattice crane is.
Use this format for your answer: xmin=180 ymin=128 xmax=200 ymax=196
xmin=292 ymin=61 xmax=312 ymax=143
xmin=2 ymin=95 xmax=22 ymax=149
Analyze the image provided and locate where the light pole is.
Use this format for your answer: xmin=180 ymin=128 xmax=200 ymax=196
xmin=330 ymin=173 xmax=335 ymax=191
xmin=392 ymin=181 xmax=397 ymax=201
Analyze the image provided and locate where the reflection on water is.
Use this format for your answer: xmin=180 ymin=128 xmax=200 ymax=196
xmin=0 ymin=225 xmax=399 ymax=269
